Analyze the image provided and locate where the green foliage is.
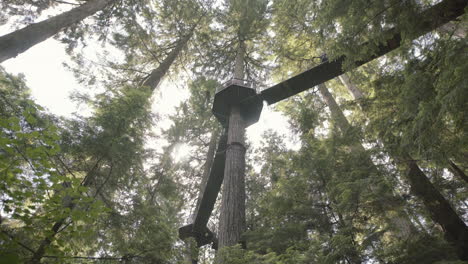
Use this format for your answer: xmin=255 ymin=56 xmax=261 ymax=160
xmin=193 ymin=0 xmax=271 ymax=80
xmin=166 ymin=77 xmax=220 ymax=144
xmin=2 ymin=1 xmax=468 ymax=263
xmin=216 ymin=244 xmax=306 ymax=264
xmin=0 ymin=68 xmax=65 ymax=256
xmin=66 ymin=0 xmax=210 ymax=89
xmin=0 ymin=0 xmax=58 ymax=25
xmin=0 ymin=66 xmax=182 ymax=263
xmin=377 ymin=233 xmax=460 ymax=264
xmin=369 ymin=37 xmax=468 ymax=163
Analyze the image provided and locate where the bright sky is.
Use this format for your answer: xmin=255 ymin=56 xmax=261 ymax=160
xmin=1 ymin=5 xmax=301 ymax=252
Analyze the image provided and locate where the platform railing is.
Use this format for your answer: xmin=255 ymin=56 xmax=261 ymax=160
xmin=216 ymin=78 xmax=257 ymax=93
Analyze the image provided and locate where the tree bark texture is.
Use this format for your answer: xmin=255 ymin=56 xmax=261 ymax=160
xmin=317 ymin=83 xmax=416 ymax=240
xmin=218 ymin=106 xmax=246 ymax=248
xmin=405 ymin=157 xmax=468 ymax=260
xmin=338 ymin=74 xmax=364 ymax=102
xmin=337 ymin=76 xmax=468 ymax=260
xmin=217 ymin=38 xmax=247 ymax=249
xmin=0 ymin=0 xmax=112 ymax=63
xmin=234 ymin=40 xmax=245 ymax=80
xmin=141 ymin=30 xmax=193 ymax=90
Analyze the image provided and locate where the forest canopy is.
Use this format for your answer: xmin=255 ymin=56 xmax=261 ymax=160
xmin=0 ymin=0 xmax=467 ymax=263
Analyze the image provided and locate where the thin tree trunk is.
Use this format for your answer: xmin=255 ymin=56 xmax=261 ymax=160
xmin=437 ymin=21 xmax=466 ymax=38
xmin=317 ymin=83 xmax=416 ymax=240
xmin=218 ymin=40 xmax=247 ymax=249
xmin=27 ymin=161 xmax=102 ymax=264
xmin=141 ymin=30 xmax=193 ymax=91
xmin=233 ymin=40 xmax=245 ymax=80
xmin=318 ymin=83 xmax=352 ymax=132
xmin=338 ymin=75 xmax=468 ymax=260
xmin=404 ymin=156 xmax=468 ymax=260
xmin=448 ymin=160 xmax=468 ymax=184
xmin=0 ymin=0 xmax=112 ymax=63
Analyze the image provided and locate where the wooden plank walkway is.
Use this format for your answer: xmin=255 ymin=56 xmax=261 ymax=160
xmin=261 ymin=0 xmax=467 ymax=105
xmin=179 ymin=0 xmax=467 ymax=249
xmin=178 ymin=131 xmax=227 ymax=248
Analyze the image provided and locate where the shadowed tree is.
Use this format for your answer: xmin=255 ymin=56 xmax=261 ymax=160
xmin=338 ymin=57 xmax=468 ymax=260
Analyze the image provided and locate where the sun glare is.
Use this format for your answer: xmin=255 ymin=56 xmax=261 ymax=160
xmin=172 ymin=143 xmax=192 ymax=163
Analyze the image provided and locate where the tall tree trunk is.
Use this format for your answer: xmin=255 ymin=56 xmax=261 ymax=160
xmin=317 ymin=83 xmax=416 ymax=240
xmin=218 ymin=105 xmax=246 ymax=248
xmin=218 ymin=40 xmax=247 ymax=249
xmin=0 ymin=0 xmax=112 ymax=63
xmin=437 ymin=21 xmax=466 ymax=38
xmin=448 ymin=160 xmax=468 ymax=184
xmin=141 ymin=30 xmax=193 ymax=91
xmin=404 ymin=155 xmax=468 ymax=260
xmin=338 ymin=74 xmax=468 ymax=260
xmin=317 ymin=83 xmax=352 ymax=132
xmin=28 ymin=32 xmax=193 ymax=264
xmin=233 ymin=41 xmax=245 ymax=80
xmin=28 ymin=183 xmax=92 ymax=263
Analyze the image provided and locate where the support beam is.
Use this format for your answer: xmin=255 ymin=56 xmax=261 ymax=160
xmin=193 ymin=131 xmax=228 ymax=230
xmin=178 ymin=131 xmax=227 ymax=248
xmin=179 ymin=224 xmax=218 ymax=249
xmin=261 ymin=0 xmax=467 ymax=105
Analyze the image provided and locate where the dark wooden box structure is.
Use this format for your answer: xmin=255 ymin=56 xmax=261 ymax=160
xmin=212 ymin=78 xmax=263 ymax=127
xmin=178 ymin=0 xmax=467 ymax=253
